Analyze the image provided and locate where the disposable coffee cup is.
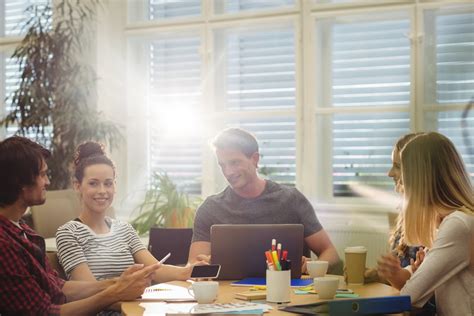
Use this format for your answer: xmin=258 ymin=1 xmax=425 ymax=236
xmin=188 ymin=281 xmax=219 ymax=304
xmin=344 ymin=246 xmax=367 ymax=285
xmin=266 ymin=269 xmax=290 ymax=303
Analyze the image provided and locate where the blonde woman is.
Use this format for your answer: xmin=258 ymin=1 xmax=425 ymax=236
xmin=378 ymin=132 xmax=473 ymax=316
xmin=361 ymin=133 xmax=424 ymax=285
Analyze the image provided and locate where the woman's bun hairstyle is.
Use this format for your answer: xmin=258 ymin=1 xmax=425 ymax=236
xmin=73 ymin=141 xmax=115 ymax=182
xmin=73 ymin=141 xmax=106 ymax=167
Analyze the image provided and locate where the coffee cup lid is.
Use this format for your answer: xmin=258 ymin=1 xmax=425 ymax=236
xmin=344 ymin=246 xmax=367 ymax=253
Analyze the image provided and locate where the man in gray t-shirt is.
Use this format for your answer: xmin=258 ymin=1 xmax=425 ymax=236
xmin=189 ymin=128 xmax=341 ymax=273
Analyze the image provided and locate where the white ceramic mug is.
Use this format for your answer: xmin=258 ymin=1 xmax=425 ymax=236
xmin=314 ymin=276 xmax=339 ymax=299
xmin=188 ymin=281 xmax=219 ymax=304
xmin=307 ymin=260 xmax=329 ymax=278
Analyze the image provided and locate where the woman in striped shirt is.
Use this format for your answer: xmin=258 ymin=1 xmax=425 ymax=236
xmin=56 ymin=141 xmax=196 ymax=282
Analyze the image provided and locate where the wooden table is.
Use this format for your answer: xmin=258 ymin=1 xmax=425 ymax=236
xmin=121 ymin=279 xmax=400 ymax=315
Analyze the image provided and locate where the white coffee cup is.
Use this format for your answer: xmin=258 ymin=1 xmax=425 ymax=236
xmin=314 ymin=276 xmax=339 ymax=299
xmin=188 ymin=281 xmax=219 ymax=304
xmin=307 ymin=260 xmax=329 ymax=278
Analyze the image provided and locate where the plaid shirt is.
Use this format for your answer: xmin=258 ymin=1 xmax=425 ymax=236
xmin=0 ymin=214 xmax=66 ymax=315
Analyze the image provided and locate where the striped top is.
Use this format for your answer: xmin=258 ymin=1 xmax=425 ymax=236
xmin=56 ymin=217 xmax=146 ymax=280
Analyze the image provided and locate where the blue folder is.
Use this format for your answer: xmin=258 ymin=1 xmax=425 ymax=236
xmin=232 ymin=277 xmax=312 ymax=288
xmin=281 ymin=295 xmax=411 ymax=315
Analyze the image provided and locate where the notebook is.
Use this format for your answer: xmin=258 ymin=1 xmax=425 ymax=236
xmin=210 ymin=224 xmax=304 ymax=280
xmin=231 ymin=277 xmax=313 ymax=287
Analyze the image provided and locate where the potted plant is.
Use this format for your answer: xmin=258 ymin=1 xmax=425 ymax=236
xmin=0 ymin=0 xmax=122 ymax=189
xmin=131 ymin=172 xmax=199 ymax=236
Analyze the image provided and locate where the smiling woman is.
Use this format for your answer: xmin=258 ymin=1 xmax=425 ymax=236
xmin=55 ymin=141 xmax=200 ymax=285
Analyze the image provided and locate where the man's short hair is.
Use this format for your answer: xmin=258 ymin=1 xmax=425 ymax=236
xmin=212 ymin=128 xmax=259 ymax=158
xmin=0 ymin=136 xmax=51 ymax=207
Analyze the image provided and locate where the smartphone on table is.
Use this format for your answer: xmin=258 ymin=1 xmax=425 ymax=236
xmin=190 ymin=264 xmax=221 ymax=279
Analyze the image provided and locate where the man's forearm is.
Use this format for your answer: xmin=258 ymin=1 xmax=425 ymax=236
xmin=319 ymin=248 xmax=342 ymax=275
xmin=62 ymin=279 xmax=114 ymax=302
xmin=60 ymin=284 xmax=120 ymax=315
xmin=318 ymin=247 xmax=340 ymax=266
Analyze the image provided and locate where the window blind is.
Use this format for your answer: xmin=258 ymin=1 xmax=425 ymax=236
xmin=437 ymin=111 xmax=474 ymax=180
xmin=216 ymin=0 xmax=294 ymax=14
xmin=2 ymin=54 xmax=20 ymax=139
xmin=435 ymin=12 xmax=474 ymax=104
xmin=323 ymin=16 xmax=411 ymax=196
xmin=3 ymin=0 xmax=48 ymax=36
xmin=148 ymin=0 xmax=200 ymax=20
xmin=223 ymin=28 xmax=295 ymax=111
xmin=332 ymin=112 xmax=410 ymax=196
xmin=219 ymin=26 xmax=296 ymax=185
xmin=147 ymin=36 xmax=202 ymax=194
xmin=331 ymin=18 xmax=411 ymax=107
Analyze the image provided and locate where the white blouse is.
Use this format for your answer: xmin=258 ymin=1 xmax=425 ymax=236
xmin=400 ymin=211 xmax=474 ymax=316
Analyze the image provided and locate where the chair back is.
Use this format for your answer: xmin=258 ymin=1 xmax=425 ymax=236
xmin=30 ymin=189 xmax=81 ymax=238
xmin=30 ymin=189 xmax=115 ymax=238
xmin=148 ymin=227 xmax=193 ymax=265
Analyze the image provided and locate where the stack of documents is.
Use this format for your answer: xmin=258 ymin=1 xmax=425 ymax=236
xmin=141 ymin=283 xmax=195 ymax=302
xmin=140 ymin=301 xmax=272 ymax=315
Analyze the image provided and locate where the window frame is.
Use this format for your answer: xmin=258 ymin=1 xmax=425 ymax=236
xmin=120 ymin=0 xmax=474 ymax=215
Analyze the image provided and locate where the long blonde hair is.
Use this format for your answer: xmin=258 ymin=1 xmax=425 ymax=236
xmin=388 ymin=132 xmax=423 ymax=257
xmin=401 ymin=132 xmax=474 ymax=247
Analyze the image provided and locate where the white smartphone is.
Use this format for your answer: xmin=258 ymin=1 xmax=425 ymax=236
xmin=190 ymin=264 xmax=221 ymax=279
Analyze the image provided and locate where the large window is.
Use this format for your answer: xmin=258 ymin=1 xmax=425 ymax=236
xmin=126 ymin=0 xmax=473 ymax=205
xmin=1 ymin=0 xmax=49 ymax=138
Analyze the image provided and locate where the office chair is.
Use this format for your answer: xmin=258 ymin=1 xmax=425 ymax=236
xmin=148 ymin=227 xmax=193 ymax=265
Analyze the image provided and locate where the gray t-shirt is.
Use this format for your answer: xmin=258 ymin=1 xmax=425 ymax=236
xmin=192 ymin=180 xmax=323 ymax=242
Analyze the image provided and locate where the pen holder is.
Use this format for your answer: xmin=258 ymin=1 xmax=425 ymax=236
xmin=266 ymin=269 xmax=290 ymax=303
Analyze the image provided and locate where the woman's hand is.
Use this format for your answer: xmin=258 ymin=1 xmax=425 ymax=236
xmin=377 ymin=254 xmax=410 ymax=290
xmin=410 ymin=247 xmax=426 ymax=273
xmin=377 ymin=254 xmax=402 ymax=280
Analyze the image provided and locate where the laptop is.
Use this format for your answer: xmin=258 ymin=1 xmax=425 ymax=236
xmin=210 ymin=224 xmax=304 ymax=280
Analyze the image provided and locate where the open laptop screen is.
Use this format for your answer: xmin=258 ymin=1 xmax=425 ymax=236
xmin=210 ymin=224 xmax=304 ymax=280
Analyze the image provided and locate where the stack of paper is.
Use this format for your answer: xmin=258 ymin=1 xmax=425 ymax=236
xmin=191 ymin=302 xmax=272 ymax=314
xmin=140 ymin=301 xmax=272 ymax=315
xmin=141 ymin=283 xmax=195 ymax=302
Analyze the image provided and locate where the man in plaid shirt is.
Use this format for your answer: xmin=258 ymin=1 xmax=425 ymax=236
xmin=0 ymin=136 xmax=160 ymax=315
